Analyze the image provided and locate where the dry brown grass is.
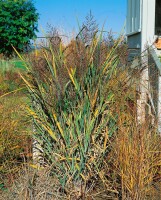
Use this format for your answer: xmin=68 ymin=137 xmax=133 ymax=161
xmin=1 ymin=166 xmax=119 ymax=200
xmin=110 ymin=118 xmax=161 ymax=199
xmin=105 ymin=79 xmax=161 ymax=200
xmin=0 ymin=94 xmax=31 ymax=184
xmin=0 ymin=66 xmax=31 ymax=189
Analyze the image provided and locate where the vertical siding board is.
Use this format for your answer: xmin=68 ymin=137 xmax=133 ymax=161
xmin=132 ymin=0 xmax=135 ymax=32
xmin=127 ymin=0 xmax=141 ymax=34
xmin=127 ymin=0 xmax=132 ymax=33
xmin=135 ymin=0 xmax=140 ymax=31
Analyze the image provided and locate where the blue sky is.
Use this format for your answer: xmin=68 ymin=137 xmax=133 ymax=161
xmin=35 ymin=0 xmax=127 ymax=37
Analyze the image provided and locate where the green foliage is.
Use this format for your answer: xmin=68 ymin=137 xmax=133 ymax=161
xmin=0 ymin=0 xmax=39 ymax=57
xmin=0 ymin=183 xmax=7 ymax=191
xmin=0 ymin=60 xmax=26 ymax=95
xmin=22 ymin=32 xmax=124 ymax=193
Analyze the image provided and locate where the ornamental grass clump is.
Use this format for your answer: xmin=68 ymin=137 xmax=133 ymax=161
xmin=104 ymin=59 xmax=161 ymax=199
xmin=19 ymin=31 xmax=125 ymax=198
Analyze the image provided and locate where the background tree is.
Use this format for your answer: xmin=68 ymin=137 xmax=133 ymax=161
xmin=0 ymin=0 xmax=39 ymax=57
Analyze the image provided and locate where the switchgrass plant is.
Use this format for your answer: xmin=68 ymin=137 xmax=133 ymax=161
xmin=103 ymin=57 xmax=161 ymax=199
xmin=130 ymin=130 xmax=159 ymax=199
xmin=19 ymin=32 xmax=125 ymax=198
xmin=109 ymin=115 xmax=161 ymax=200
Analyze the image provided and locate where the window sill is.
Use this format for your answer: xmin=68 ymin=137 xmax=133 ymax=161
xmin=126 ymin=30 xmax=141 ymax=36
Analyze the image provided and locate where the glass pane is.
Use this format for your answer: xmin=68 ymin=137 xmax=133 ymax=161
xmin=155 ymin=0 xmax=161 ymax=35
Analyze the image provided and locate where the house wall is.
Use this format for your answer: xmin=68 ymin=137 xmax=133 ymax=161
xmin=127 ymin=32 xmax=141 ymax=61
xmin=141 ymin=0 xmax=156 ymax=51
xmin=127 ymin=0 xmax=141 ymax=34
xmin=127 ymin=0 xmax=156 ymax=60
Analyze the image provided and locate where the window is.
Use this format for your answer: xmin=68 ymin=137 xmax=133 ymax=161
xmin=155 ymin=0 xmax=161 ymax=35
xmin=127 ymin=0 xmax=141 ymax=34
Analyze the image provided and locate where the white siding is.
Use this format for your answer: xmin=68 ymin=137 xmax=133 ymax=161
xmin=141 ymin=0 xmax=155 ymax=51
xmin=127 ymin=0 xmax=141 ymax=34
